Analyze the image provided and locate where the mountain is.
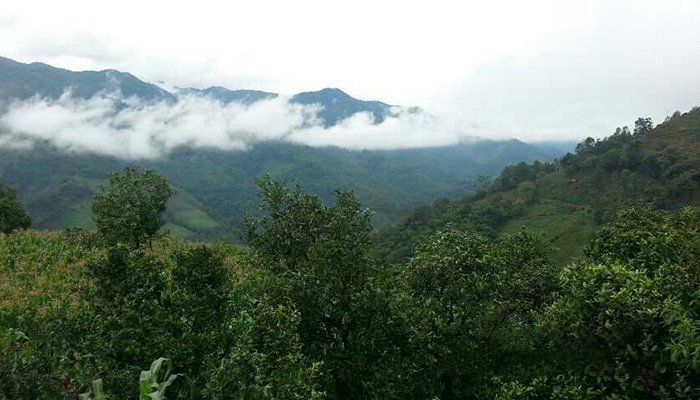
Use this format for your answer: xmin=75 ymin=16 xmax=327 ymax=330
xmin=0 ymin=56 xmax=397 ymax=126
xmin=291 ymin=88 xmax=394 ymax=126
xmin=0 ymin=56 xmax=175 ymax=104
xmin=375 ymin=107 xmax=700 ymax=264
xmin=178 ymin=86 xmax=278 ymax=105
xmin=0 ymin=56 xmax=569 ymax=239
xmin=0 ymin=139 xmax=560 ymax=240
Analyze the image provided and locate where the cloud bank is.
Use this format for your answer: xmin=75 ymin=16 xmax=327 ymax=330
xmin=0 ymin=93 xmax=470 ymax=159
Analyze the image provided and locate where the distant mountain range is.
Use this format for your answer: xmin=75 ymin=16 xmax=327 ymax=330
xmin=0 ymin=56 xmax=175 ymax=103
xmin=0 ymin=56 xmax=407 ymax=127
xmin=0 ymin=56 xmax=574 ymax=239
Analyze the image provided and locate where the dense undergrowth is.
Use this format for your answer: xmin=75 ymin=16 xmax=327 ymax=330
xmin=375 ymin=108 xmax=700 ymax=264
xmin=1 ymin=195 xmax=699 ymax=399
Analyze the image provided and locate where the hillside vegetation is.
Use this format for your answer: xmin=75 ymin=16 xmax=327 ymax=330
xmin=1 ymin=56 xmax=699 ymax=397
xmin=375 ymin=108 xmax=700 ymax=264
xmin=0 ymin=139 xmax=560 ymax=240
xmin=1 ymin=175 xmax=699 ymax=399
xmin=0 ymin=56 xmax=571 ymax=240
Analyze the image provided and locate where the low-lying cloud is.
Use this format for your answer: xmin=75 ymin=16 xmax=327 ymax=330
xmin=0 ymin=92 xmax=470 ymax=159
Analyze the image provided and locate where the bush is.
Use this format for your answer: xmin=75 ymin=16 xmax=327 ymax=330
xmin=0 ymin=183 xmax=31 ymax=234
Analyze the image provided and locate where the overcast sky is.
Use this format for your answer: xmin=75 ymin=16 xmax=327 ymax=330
xmin=1 ymin=0 xmax=699 ymax=143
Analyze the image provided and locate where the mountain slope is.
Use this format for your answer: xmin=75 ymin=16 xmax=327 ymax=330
xmin=178 ymin=86 xmax=278 ymax=105
xmin=375 ymin=107 xmax=700 ymax=264
xmin=0 ymin=139 xmax=560 ymax=240
xmin=0 ymin=55 xmax=568 ymax=239
xmin=291 ymin=88 xmax=394 ymax=126
xmin=0 ymin=56 xmax=175 ymax=103
xmin=0 ymin=56 xmax=397 ymax=126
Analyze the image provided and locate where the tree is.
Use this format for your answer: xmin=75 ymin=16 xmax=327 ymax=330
xmin=499 ymin=207 xmax=700 ymax=398
xmin=0 ymin=183 xmax=31 ymax=234
xmin=405 ymin=228 xmax=556 ymax=399
xmin=585 ymin=205 xmax=697 ymax=271
xmin=92 ymin=167 xmax=176 ymax=248
xmin=245 ymin=177 xmax=402 ymax=399
xmin=634 ymin=117 xmax=653 ymax=135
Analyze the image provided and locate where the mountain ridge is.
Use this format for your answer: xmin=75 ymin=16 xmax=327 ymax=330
xmin=0 ymin=55 xmax=569 ymax=240
xmin=0 ymin=56 xmax=404 ymax=127
xmin=375 ymin=107 xmax=700 ymax=264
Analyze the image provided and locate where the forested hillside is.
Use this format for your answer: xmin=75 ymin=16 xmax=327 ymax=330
xmin=0 ymin=139 xmax=560 ymax=239
xmin=2 ymin=58 xmax=698 ymax=400
xmin=2 ymin=2 xmax=699 ymax=398
xmin=1 ymin=167 xmax=698 ymax=399
xmin=0 ymin=55 xmax=567 ymax=239
xmin=376 ymin=108 xmax=700 ymax=264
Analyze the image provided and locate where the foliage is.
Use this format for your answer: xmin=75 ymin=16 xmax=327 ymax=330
xmin=78 ymin=358 xmax=180 ymax=400
xmin=138 ymin=358 xmax=181 ymax=400
xmin=245 ymin=176 xmax=403 ymax=399
xmin=0 ymin=183 xmax=31 ymax=234
xmin=203 ymin=294 xmax=324 ymax=400
xmin=79 ymin=379 xmax=107 ymax=400
xmin=585 ymin=205 xmax=699 ymax=271
xmin=500 ymin=207 xmax=700 ymax=398
xmin=377 ymin=107 xmax=700 ymax=264
xmin=92 ymin=166 xmax=176 ymax=248
xmin=403 ymin=228 xmax=557 ymax=399
xmin=2 ymin=138 xmax=700 ymax=400
xmin=82 ymin=238 xmax=319 ymax=400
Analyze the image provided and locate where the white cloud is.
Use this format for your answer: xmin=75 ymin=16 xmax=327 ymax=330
xmin=1 ymin=0 xmax=699 ymax=142
xmin=0 ymin=92 xmax=467 ymax=158
xmin=0 ymin=93 xmax=318 ymax=158
xmin=288 ymin=108 xmax=471 ymax=150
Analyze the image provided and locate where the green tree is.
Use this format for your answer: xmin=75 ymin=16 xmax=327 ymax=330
xmin=245 ymin=177 xmax=403 ymax=399
xmin=92 ymin=167 xmax=176 ymax=248
xmin=634 ymin=117 xmax=653 ymax=135
xmin=0 ymin=183 xmax=31 ymax=234
xmin=585 ymin=205 xmax=697 ymax=271
xmin=500 ymin=207 xmax=700 ymax=398
xmin=405 ymin=228 xmax=556 ymax=399
xmin=165 ymin=246 xmax=229 ymax=388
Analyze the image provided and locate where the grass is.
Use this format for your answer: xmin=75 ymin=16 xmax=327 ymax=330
xmin=161 ymin=222 xmax=195 ymax=238
xmin=0 ymin=231 xmax=100 ymax=312
xmin=0 ymin=230 xmax=250 ymax=317
xmin=166 ymin=190 xmax=222 ymax=232
xmin=502 ymin=208 xmax=596 ymax=266
xmin=174 ymin=209 xmax=221 ymax=230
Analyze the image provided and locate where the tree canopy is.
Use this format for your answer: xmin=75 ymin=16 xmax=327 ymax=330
xmin=0 ymin=183 xmax=31 ymax=234
xmin=92 ymin=166 xmax=176 ymax=248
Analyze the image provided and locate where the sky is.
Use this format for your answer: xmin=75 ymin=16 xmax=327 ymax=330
xmin=1 ymin=0 xmax=699 ymax=149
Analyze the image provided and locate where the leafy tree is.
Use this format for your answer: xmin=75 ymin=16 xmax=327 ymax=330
xmin=245 ymin=177 xmax=403 ymax=399
xmin=165 ymin=245 xmax=230 ymax=391
xmin=405 ymin=228 xmax=556 ymax=399
xmin=575 ymin=137 xmax=596 ymax=154
xmin=202 ymin=289 xmax=325 ymax=400
xmin=634 ymin=117 xmax=653 ymax=135
xmin=92 ymin=167 xmax=176 ymax=248
xmin=85 ymin=246 xmax=172 ymax=397
xmin=0 ymin=183 xmax=31 ymax=234
xmin=585 ymin=205 xmax=698 ymax=271
xmin=502 ymin=207 xmax=700 ymax=398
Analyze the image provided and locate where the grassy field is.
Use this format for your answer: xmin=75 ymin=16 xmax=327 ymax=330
xmin=0 ymin=231 xmax=98 ymax=312
xmin=0 ymin=230 xmax=248 ymax=316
